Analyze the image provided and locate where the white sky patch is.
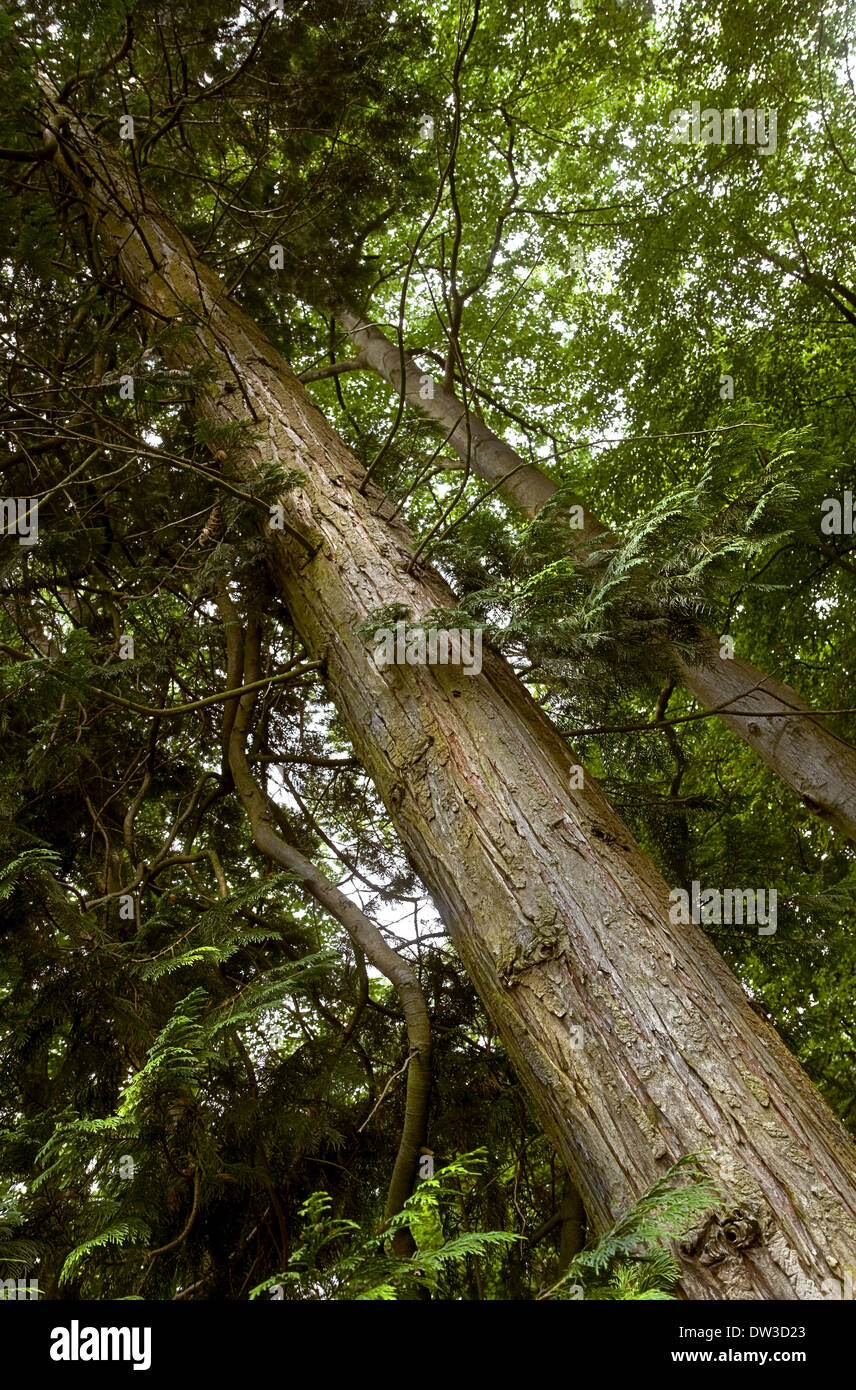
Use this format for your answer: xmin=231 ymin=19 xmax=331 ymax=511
xmin=815 ymin=597 xmax=838 ymax=618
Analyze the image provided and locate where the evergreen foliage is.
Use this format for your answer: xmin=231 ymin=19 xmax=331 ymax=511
xmin=0 ymin=0 xmax=853 ymax=1300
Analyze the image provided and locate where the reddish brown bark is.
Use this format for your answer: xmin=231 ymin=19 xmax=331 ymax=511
xmin=42 ymin=101 xmax=856 ymax=1299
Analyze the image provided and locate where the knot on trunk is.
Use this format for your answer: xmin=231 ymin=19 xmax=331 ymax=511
xmin=680 ymin=1209 xmax=761 ymax=1265
xmin=499 ymin=927 xmax=562 ymax=985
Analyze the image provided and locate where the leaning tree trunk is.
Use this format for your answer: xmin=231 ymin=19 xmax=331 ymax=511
xmin=323 ymin=296 xmax=856 ymax=844
xmin=42 ymin=99 xmax=856 ymax=1299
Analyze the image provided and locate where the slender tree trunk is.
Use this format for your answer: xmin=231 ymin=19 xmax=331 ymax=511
xmin=557 ymin=1179 xmax=586 ymax=1273
xmin=43 ymin=102 xmax=856 ymax=1299
xmin=216 ymin=590 xmax=432 ymax=1234
xmin=325 ymin=297 xmax=856 ymax=843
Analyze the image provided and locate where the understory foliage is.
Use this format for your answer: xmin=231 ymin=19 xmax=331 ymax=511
xmin=550 ymin=1157 xmax=722 ymax=1301
xmin=0 ymin=0 xmax=854 ymax=1300
xmin=245 ymin=1153 xmax=718 ymax=1301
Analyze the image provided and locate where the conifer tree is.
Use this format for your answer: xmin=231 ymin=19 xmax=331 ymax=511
xmin=1 ymin=0 xmax=856 ymax=1303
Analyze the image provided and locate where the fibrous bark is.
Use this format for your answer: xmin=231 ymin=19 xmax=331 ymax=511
xmin=324 ymin=296 xmax=856 ymax=844
xmin=41 ymin=99 xmax=856 ymax=1299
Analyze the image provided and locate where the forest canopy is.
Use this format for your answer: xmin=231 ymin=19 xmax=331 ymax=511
xmin=0 ymin=0 xmax=855 ymax=1305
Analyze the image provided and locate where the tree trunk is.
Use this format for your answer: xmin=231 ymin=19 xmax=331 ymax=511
xmin=216 ymin=592 xmax=431 ymax=1233
xmin=325 ymin=296 xmax=856 ymax=844
xmin=43 ymin=101 xmax=856 ymax=1299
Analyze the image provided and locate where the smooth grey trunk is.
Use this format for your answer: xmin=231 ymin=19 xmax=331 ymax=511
xmin=325 ymin=297 xmax=856 ymax=843
xmin=216 ymin=591 xmax=431 ymax=1231
xmin=44 ymin=105 xmax=856 ymax=1299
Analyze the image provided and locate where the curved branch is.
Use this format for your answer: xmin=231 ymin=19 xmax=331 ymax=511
xmin=58 ymin=13 xmax=135 ymax=104
xmin=57 ymin=660 xmax=324 ymax=719
xmin=215 ymin=589 xmax=432 ymax=1233
xmin=146 ymin=1166 xmax=200 ymax=1259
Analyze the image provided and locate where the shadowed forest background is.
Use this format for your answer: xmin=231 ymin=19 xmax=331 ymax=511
xmin=1 ymin=0 xmax=856 ymax=1301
